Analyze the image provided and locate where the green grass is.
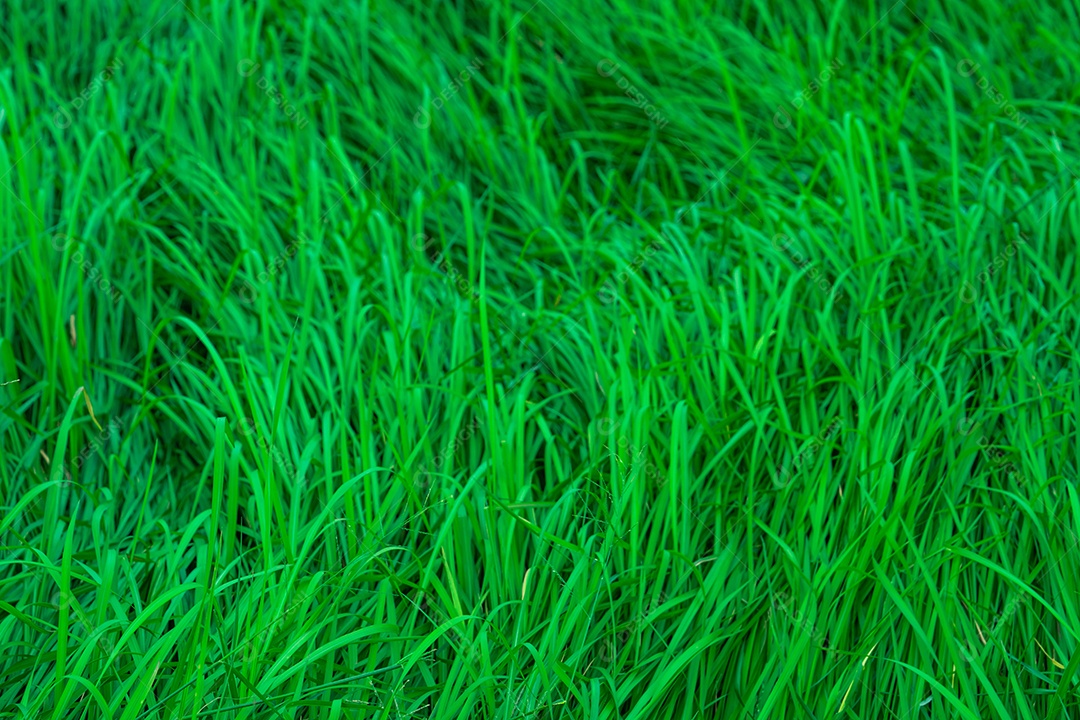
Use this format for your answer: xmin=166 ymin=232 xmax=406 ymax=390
xmin=2 ymin=0 xmax=1080 ymax=718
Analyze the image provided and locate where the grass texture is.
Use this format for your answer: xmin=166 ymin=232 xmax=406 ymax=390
xmin=2 ymin=0 xmax=1080 ymax=718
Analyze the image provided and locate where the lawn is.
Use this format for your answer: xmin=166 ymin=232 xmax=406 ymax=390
xmin=1 ymin=0 xmax=1079 ymax=718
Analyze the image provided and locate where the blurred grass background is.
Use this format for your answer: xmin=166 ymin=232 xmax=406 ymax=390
xmin=1 ymin=0 xmax=1079 ymax=718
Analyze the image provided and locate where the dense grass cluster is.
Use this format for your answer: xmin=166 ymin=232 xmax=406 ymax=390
xmin=2 ymin=0 xmax=1079 ymax=718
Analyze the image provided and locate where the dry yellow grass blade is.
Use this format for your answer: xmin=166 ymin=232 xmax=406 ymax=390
xmin=78 ymin=386 xmax=104 ymax=432
xmin=837 ymin=642 xmax=879 ymax=714
xmin=1033 ymin=638 xmax=1065 ymax=669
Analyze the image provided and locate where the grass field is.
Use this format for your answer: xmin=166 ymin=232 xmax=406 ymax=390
xmin=2 ymin=0 xmax=1079 ymax=718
